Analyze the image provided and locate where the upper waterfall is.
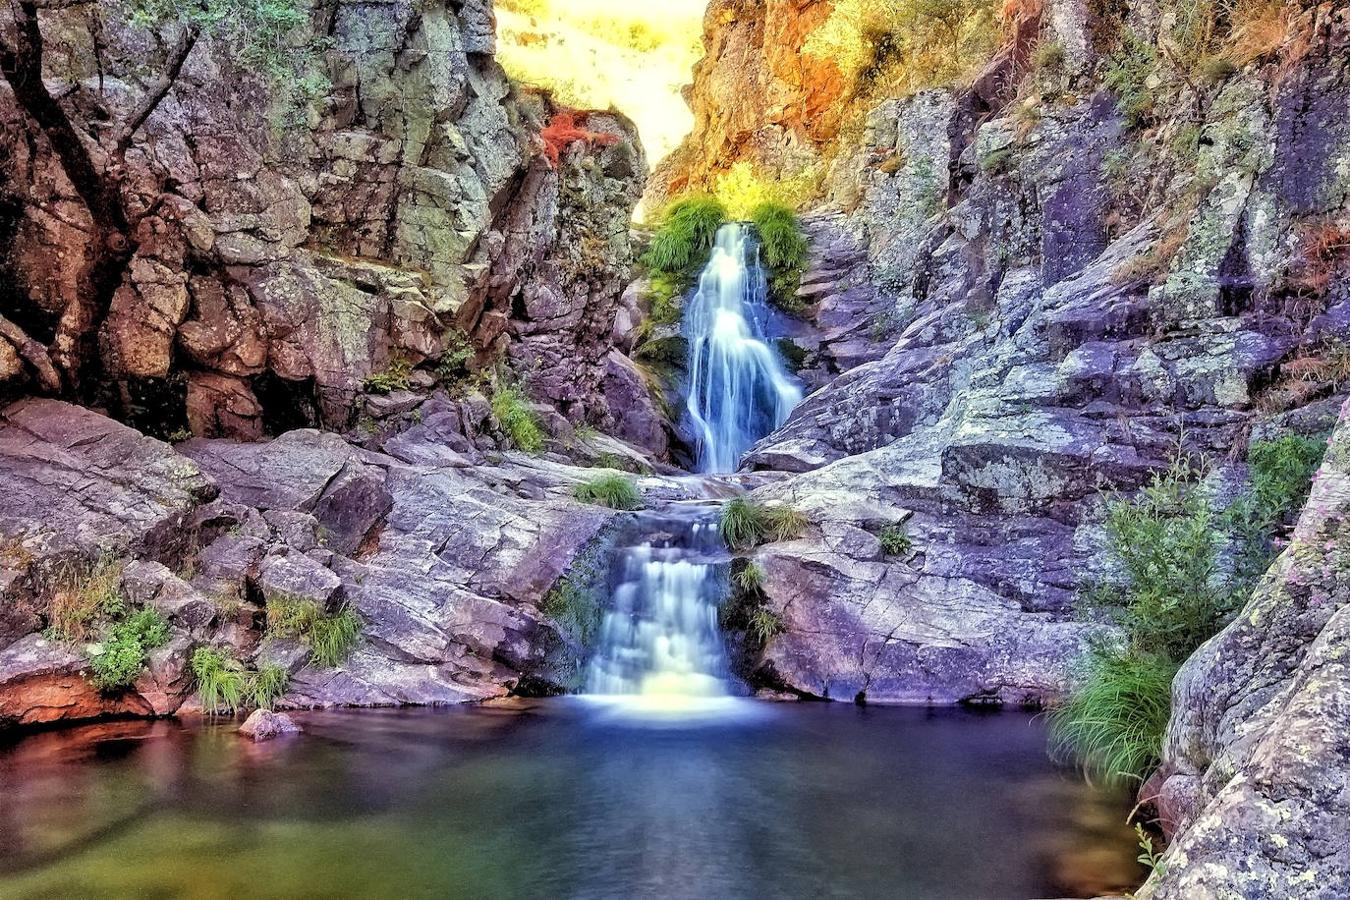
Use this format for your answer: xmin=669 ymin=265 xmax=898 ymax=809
xmin=683 ymin=223 xmax=803 ymax=474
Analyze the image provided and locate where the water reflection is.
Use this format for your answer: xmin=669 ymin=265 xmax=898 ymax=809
xmin=0 ymin=704 xmax=1142 ymax=898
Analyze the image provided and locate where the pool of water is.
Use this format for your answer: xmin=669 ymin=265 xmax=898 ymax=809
xmin=0 ymin=702 xmax=1141 ymax=899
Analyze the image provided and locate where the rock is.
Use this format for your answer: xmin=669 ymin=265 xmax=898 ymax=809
xmin=238 ymin=708 xmax=302 ymax=742
xmin=601 ymin=350 xmax=669 ymax=458
xmin=1139 ymin=401 xmax=1350 ymax=898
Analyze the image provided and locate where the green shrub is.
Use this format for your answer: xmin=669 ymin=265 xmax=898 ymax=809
xmin=642 ymin=196 xmax=727 ymax=277
xmin=192 ymin=647 xmax=248 ymax=715
xmin=363 ymin=357 xmax=413 ymax=395
xmin=1247 ymin=434 xmax=1326 ymax=527
xmin=87 ymin=608 xmax=171 ymax=692
xmin=266 ymin=594 xmax=361 ymax=667
xmin=718 ymin=498 xmax=808 ymax=551
xmin=733 ymin=562 xmax=765 ymax=594
xmin=435 ymin=331 xmax=473 ymax=385
xmin=751 ymin=202 xmax=809 ymax=312
xmin=1100 ymin=460 xmax=1232 ymax=662
xmin=491 ymin=384 xmax=546 ymax=453
xmin=573 ymin=474 xmax=643 ymax=510
xmin=879 ymin=523 xmax=913 ymax=556
xmin=1050 ymin=647 xmax=1176 ymax=788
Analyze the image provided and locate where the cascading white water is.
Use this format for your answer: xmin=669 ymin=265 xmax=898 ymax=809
xmin=583 ymin=225 xmax=804 ymax=711
xmin=585 ymin=513 xmax=729 ymax=705
xmin=684 ymin=223 xmax=803 ymax=474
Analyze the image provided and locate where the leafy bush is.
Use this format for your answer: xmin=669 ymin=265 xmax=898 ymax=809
xmin=573 ymin=474 xmax=643 ymax=510
xmin=87 ymin=608 xmax=170 ymax=692
xmin=1247 ymin=435 xmax=1326 ymax=527
xmin=363 ymin=357 xmax=413 ymax=395
xmin=1050 ymin=648 xmax=1176 ymax=788
xmin=1100 ymin=460 xmax=1231 ymax=662
xmin=718 ymin=498 xmax=808 ymax=551
xmin=879 ymin=523 xmax=913 ymax=556
xmin=642 ymin=196 xmax=727 ymax=277
xmin=435 ymin=331 xmax=473 ymax=385
xmin=491 ymin=384 xmax=546 ymax=453
xmin=751 ymin=202 xmax=810 ymax=312
xmin=266 ymin=593 xmax=361 ymax=667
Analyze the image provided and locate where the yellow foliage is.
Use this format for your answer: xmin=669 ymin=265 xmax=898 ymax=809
xmin=713 ymin=162 xmax=821 ymax=219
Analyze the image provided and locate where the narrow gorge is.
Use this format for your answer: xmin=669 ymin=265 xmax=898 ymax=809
xmin=1 ymin=0 xmax=1347 ymax=897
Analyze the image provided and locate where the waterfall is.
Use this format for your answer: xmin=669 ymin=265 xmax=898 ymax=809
xmin=585 ymin=511 xmax=729 ymax=705
xmin=582 ymin=224 xmax=803 ymax=711
xmin=683 ymin=223 xmax=803 ymax=474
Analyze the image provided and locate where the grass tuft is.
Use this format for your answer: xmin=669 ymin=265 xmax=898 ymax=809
xmin=642 ymin=196 xmax=727 ymax=277
xmin=750 ymin=202 xmax=810 ymax=312
xmin=573 ymin=474 xmax=643 ymax=510
xmin=191 ymin=648 xmax=292 ymax=714
xmin=266 ymin=593 xmax=361 ymax=668
xmin=718 ymin=498 xmax=808 ymax=551
xmin=491 ymin=384 xmax=546 ymax=453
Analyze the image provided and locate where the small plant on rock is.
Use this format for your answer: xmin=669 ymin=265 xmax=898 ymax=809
xmin=718 ymin=498 xmax=808 ymax=551
xmin=363 ymin=357 xmax=413 ymax=395
xmin=87 ymin=608 xmax=171 ymax=692
xmin=47 ymin=551 xmax=127 ymax=642
xmin=573 ymin=474 xmax=643 ymax=510
xmin=643 ymin=196 xmax=727 ymax=277
xmin=265 ymin=593 xmax=361 ymax=667
xmin=750 ymin=201 xmax=810 ymax=313
xmin=491 ymin=384 xmax=546 ymax=453
xmin=878 ymin=523 xmax=913 ymax=556
xmin=542 ymin=575 xmax=603 ymax=648
xmin=192 ymin=647 xmax=248 ymax=715
xmin=748 ymin=607 xmax=787 ymax=645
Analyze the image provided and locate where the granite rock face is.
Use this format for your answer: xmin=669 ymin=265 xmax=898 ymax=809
xmin=0 ymin=1 xmax=646 ymax=439
xmin=0 ymin=399 xmax=664 ymax=727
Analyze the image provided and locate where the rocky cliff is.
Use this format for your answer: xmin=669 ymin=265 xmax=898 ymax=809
xmin=0 ymin=0 xmax=646 ymax=440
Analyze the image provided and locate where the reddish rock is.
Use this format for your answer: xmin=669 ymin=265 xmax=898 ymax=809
xmin=239 ymin=708 xmax=302 ymax=742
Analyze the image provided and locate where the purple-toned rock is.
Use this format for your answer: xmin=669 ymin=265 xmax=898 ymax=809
xmin=239 ymin=708 xmax=302 ymax=742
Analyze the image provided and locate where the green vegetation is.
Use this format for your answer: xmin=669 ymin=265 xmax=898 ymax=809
xmin=643 ymin=196 xmax=728 ymax=278
xmin=191 ymin=648 xmax=291 ymax=714
xmin=88 ymin=608 xmax=170 ymax=692
xmin=1104 ymin=31 xmax=1160 ymax=128
xmin=126 ymin=0 xmax=329 ymax=130
xmin=363 ymin=357 xmax=413 ymax=395
xmin=47 ymin=551 xmax=126 ymax=643
xmin=720 ymin=559 xmax=786 ymax=648
xmin=718 ymin=498 xmax=808 ymax=551
xmin=879 ymin=523 xmax=913 ymax=557
xmin=573 ymin=474 xmax=643 ymax=510
xmin=265 ymin=594 xmax=361 ymax=668
xmin=1135 ymin=823 xmax=1169 ymax=879
xmin=714 ymin=161 xmax=820 ymax=220
xmin=1055 ymin=435 xmax=1326 ymax=786
xmin=542 ymin=574 xmax=603 ymax=648
xmin=491 ymin=384 xmax=546 ymax=453
xmin=435 ymin=331 xmax=473 ymax=385
xmin=750 ymin=202 xmax=810 ymax=312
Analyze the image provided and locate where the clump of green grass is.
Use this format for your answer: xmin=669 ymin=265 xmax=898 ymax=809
xmin=718 ymin=498 xmax=808 ymax=551
xmin=192 ymin=647 xmax=248 ymax=715
xmin=251 ymin=663 xmax=291 ymax=710
xmin=1247 ymin=434 xmax=1326 ymax=526
xmin=1103 ymin=31 xmax=1159 ymax=128
xmin=720 ymin=559 xmax=785 ymax=648
xmin=750 ymin=202 xmax=809 ymax=312
xmin=878 ymin=523 xmax=913 ymax=557
xmin=748 ymin=607 xmax=787 ymax=645
xmin=363 ymin=357 xmax=413 ymax=395
xmin=307 ymin=607 xmax=361 ymax=667
xmin=266 ymin=594 xmax=361 ymax=668
xmin=47 ymin=551 xmax=127 ymax=642
xmin=733 ymin=562 xmax=765 ymax=593
xmin=87 ymin=608 xmax=170 ymax=692
xmin=642 ymin=196 xmax=727 ymax=276
xmin=1051 ymin=648 xmax=1176 ymax=788
xmin=491 ymin=384 xmax=546 ymax=453
xmin=573 ymin=474 xmax=643 ymax=510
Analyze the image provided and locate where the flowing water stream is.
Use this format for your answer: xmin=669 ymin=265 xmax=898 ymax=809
xmin=584 ymin=222 xmax=805 ymax=708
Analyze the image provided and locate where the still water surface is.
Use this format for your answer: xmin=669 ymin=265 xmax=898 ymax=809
xmin=0 ymin=702 xmax=1140 ymax=899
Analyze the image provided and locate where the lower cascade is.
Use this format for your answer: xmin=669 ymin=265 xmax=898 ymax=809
xmin=585 ymin=510 xmax=730 ymax=704
xmin=684 ymin=223 xmax=803 ymax=474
